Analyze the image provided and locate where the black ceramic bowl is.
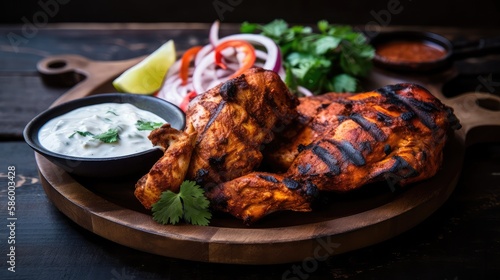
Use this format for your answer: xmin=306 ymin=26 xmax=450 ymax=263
xmin=23 ymin=93 xmax=185 ymax=178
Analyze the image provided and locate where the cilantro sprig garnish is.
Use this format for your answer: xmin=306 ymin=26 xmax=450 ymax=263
xmin=92 ymin=128 xmax=120 ymax=143
xmin=69 ymin=128 xmax=120 ymax=143
xmin=241 ymin=19 xmax=375 ymax=94
xmin=152 ymin=180 xmax=212 ymax=226
xmin=135 ymin=120 xmax=164 ymax=131
xmin=69 ymin=131 xmax=94 ymax=138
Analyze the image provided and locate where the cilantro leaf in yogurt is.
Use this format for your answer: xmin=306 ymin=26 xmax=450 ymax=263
xmin=69 ymin=128 xmax=120 ymax=144
xmin=69 ymin=131 xmax=95 ymax=138
xmin=92 ymin=128 xmax=120 ymax=143
xmin=135 ymin=120 xmax=164 ymax=131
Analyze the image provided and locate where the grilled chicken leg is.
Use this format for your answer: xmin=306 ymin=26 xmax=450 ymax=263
xmin=134 ymin=123 xmax=197 ymax=209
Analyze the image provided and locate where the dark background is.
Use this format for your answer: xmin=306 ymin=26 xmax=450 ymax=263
xmin=1 ymin=0 xmax=500 ymax=27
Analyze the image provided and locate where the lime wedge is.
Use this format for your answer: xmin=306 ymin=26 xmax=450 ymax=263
xmin=113 ymin=40 xmax=176 ymax=94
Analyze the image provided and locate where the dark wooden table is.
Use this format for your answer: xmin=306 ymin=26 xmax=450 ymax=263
xmin=1 ymin=23 xmax=500 ymax=280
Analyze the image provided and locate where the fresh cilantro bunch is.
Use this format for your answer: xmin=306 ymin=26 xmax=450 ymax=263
xmin=152 ymin=180 xmax=212 ymax=226
xmin=241 ymin=19 xmax=375 ymax=94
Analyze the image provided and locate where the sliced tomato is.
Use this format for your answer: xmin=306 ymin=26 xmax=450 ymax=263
xmin=214 ymin=40 xmax=256 ymax=78
xmin=179 ymin=91 xmax=197 ymax=112
xmin=180 ymin=46 xmax=203 ymax=85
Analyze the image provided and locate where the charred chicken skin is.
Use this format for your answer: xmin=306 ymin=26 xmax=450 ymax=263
xmin=184 ymin=67 xmax=298 ymax=185
xmin=206 ymin=83 xmax=461 ymax=224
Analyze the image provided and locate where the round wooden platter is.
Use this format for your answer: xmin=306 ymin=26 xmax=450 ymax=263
xmin=36 ymin=135 xmax=464 ymax=264
xmin=34 ymin=55 xmax=500 ymax=264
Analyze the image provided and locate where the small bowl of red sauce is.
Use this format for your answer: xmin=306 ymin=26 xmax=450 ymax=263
xmin=371 ymin=31 xmax=452 ymax=72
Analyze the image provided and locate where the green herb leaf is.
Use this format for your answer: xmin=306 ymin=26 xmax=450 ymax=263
xmin=152 ymin=181 xmax=212 ymax=226
xmin=69 ymin=131 xmax=95 ymax=138
xmin=331 ymin=74 xmax=358 ymax=93
xmin=78 ymin=131 xmax=94 ymax=137
xmin=92 ymin=128 xmax=119 ymax=143
xmin=179 ymin=181 xmax=212 ymax=226
xmin=152 ymin=190 xmax=184 ymax=225
xmin=313 ymin=36 xmax=341 ymax=55
xmin=284 ymin=65 xmax=299 ymax=93
xmin=240 ymin=21 xmax=259 ymax=33
xmin=317 ymin=20 xmax=329 ymax=34
xmin=135 ymin=120 xmax=164 ymax=131
xmin=261 ymin=19 xmax=289 ymax=39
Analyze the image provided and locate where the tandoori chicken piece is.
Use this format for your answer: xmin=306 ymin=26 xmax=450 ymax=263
xmin=184 ymin=67 xmax=298 ymax=185
xmin=206 ymin=83 xmax=461 ymax=224
xmin=261 ymin=92 xmax=355 ymax=172
xmin=135 ymin=67 xmax=298 ymax=209
xmin=134 ymin=123 xmax=197 ymax=209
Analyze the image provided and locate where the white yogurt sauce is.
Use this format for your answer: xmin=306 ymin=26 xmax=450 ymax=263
xmin=38 ymin=103 xmax=166 ymax=158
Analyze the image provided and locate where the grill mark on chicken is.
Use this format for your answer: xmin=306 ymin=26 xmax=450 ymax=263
xmin=220 ymin=79 xmax=239 ymax=101
xmin=390 ymin=155 xmax=419 ymax=178
xmin=327 ymin=140 xmax=366 ymax=166
xmin=209 ymin=154 xmax=227 ymax=169
xmin=403 ymin=97 xmax=439 ymax=130
xmin=305 ymin=181 xmax=320 ymax=197
xmin=258 ymin=174 xmax=279 ymax=183
xmin=377 ymin=111 xmax=393 ymax=126
xmin=377 ymin=85 xmax=439 ymax=130
xmin=409 ymin=97 xmax=439 ymax=111
xmin=297 ymin=144 xmax=307 ymax=153
xmin=384 ymin=144 xmax=392 ymax=155
xmin=359 ymin=141 xmax=372 ymax=153
xmin=283 ymin=178 xmax=300 ymax=190
xmin=349 ymin=113 xmax=387 ymax=142
xmin=194 ymin=168 xmax=209 ymax=184
xmin=310 ymin=143 xmax=341 ymax=175
xmin=201 ymin=100 xmax=226 ymax=137
xmin=400 ymin=111 xmax=415 ymax=121
xmin=263 ymin=91 xmax=283 ymax=130
xmin=337 ymin=115 xmax=348 ymax=123
xmin=298 ymin=163 xmax=312 ymax=174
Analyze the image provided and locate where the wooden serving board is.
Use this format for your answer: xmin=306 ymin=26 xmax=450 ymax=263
xmin=34 ymin=55 xmax=500 ymax=264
